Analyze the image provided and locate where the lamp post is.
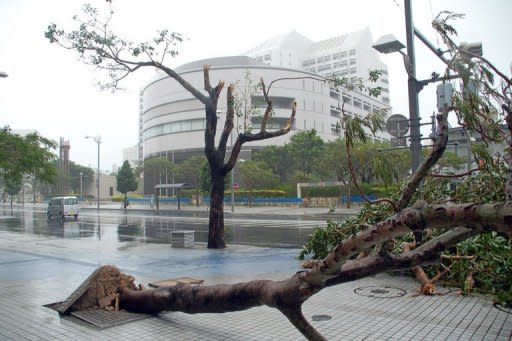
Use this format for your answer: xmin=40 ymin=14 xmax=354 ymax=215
xmin=79 ymin=172 xmax=83 ymax=201
xmin=372 ymin=2 xmax=421 ymax=172
xmin=85 ymin=135 xmax=101 ymax=209
xmin=0 ymin=71 xmax=8 ymax=78
xmin=373 ymin=1 xmax=482 ymax=173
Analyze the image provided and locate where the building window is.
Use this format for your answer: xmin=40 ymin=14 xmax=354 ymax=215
xmin=317 ymin=55 xmax=332 ymax=63
xmin=250 ymin=117 xmax=292 ymax=130
xmin=252 ymin=95 xmax=295 ymax=109
xmin=333 ymin=52 xmax=345 ymax=60
xmin=302 ymin=59 xmax=315 ymax=67
xmin=318 ymin=65 xmax=332 ymax=72
xmin=331 ymin=123 xmax=341 ymax=135
xmin=353 ymin=99 xmax=362 ymax=108
xmin=350 ymin=67 xmax=357 ymax=74
xmin=264 ymin=54 xmax=271 ymax=61
xmin=350 ymin=58 xmax=357 ymax=65
xmin=349 ymin=49 xmax=356 ymax=56
xmin=330 ymin=90 xmax=340 ymax=100
xmin=330 ymin=105 xmax=341 ymax=117
xmin=144 ymin=118 xmax=206 ymax=140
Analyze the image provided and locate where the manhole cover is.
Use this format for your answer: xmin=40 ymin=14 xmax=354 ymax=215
xmin=311 ymin=314 xmax=332 ymax=321
xmin=354 ymin=286 xmax=407 ymax=298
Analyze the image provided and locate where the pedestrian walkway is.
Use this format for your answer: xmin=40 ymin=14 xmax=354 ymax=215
xmin=0 ymin=220 xmax=510 ymax=340
xmin=88 ymin=201 xmax=362 ymax=222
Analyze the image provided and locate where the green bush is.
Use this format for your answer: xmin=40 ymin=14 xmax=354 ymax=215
xmin=225 ymin=189 xmax=286 ymax=198
xmin=299 ymin=183 xmax=398 ymax=198
xmin=111 ymin=195 xmax=123 ymax=202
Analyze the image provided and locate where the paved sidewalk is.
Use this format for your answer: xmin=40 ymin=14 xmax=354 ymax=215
xmin=0 ymin=216 xmax=510 ymax=340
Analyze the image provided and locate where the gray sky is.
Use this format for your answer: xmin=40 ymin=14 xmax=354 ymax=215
xmin=0 ymin=0 xmax=510 ymax=172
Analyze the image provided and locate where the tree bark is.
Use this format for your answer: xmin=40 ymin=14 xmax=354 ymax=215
xmin=208 ymin=170 xmax=226 ymax=249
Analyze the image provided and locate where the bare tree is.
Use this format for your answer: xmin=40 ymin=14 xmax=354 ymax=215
xmin=46 ymin=3 xmax=295 ymax=248
xmin=49 ymin=8 xmax=511 ymax=340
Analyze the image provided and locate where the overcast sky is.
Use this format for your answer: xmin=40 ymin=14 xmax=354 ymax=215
xmin=0 ymin=0 xmax=510 ymax=172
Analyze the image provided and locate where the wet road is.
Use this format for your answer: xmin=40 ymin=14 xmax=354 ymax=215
xmin=0 ymin=205 xmax=325 ymax=248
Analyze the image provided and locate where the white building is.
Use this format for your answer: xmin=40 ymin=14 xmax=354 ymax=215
xmin=138 ymin=29 xmax=391 ymax=192
xmin=245 ymin=28 xmax=390 ymax=105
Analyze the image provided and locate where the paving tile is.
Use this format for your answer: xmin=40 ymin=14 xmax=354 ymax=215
xmin=0 ymin=226 xmax=511 ymax=340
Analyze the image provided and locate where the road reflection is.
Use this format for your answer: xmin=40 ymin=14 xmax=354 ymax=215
xmin=0 ymin=207 xmax=320 ymax=248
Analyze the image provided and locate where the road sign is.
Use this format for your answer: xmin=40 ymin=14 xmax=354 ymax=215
xmin=233 ymin=183 xmax=240 ymax=190
xmin=386 ymin=114 xmax=409 ymax=137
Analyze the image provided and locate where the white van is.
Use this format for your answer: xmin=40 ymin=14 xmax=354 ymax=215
xmin=47 ymin=196 xmax=80 ymax=220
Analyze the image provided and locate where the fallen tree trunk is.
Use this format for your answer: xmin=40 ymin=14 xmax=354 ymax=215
xmin=70 ymin=202 xmax=511 ymax=341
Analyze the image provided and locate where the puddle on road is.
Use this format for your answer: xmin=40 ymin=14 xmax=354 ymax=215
xmin=0 ymin=208 xmax=320 ymax=248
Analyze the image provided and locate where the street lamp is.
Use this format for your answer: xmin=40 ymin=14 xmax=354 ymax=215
xmin=85 ymin=135 xmax=101 ymax=210
xmin=373 ymin=1 xmax=483 ymax=173
xmin=373 ymin=31 xmax=422 ymax=172
xmin=79 ymin=172 xmax=83 ymax=201
xmin=0 ymin=71 xmax=8 ymax=78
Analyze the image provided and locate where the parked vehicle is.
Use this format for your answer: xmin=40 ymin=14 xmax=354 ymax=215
xmin=47 ymin=196 xmax=80 ymax=220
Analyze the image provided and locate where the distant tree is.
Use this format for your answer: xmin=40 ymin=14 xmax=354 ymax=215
xmin=287 ymin=130 xmax=325 ymax=177
xmin=116 ymin=161 xmax=138 ymax=209
xmin=238 ymin=160 xmax=280 ymax=205
xmin=143 ymin=156 xmax=175 ymax=194
xmin=4 ymin=174 xmax=22 ymax=209
xmin=431 ymin=149 xmax=466 ymax=173
xmin=253 ymin=145 xmax=292 ymax=182
xmin=69 ymin=162 xmax=95 ymax=194
xmin=350 ymin=141 xmax=401 ymax=184
xmin=175 ymin=154 xmax=208 ymax=206
xmin=0 ymin=127 xmax=57 ymax=202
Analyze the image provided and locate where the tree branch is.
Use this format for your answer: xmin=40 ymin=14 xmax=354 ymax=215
xmin=398 ymin=112 xmax=449 ymax=210
xmin=323 ymin=227 xmax=476 ymax=287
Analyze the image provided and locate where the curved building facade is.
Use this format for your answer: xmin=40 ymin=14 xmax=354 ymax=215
xmin=140 ymin=56 xmax=390 ymax=192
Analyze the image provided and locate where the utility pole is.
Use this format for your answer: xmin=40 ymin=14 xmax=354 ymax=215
xmin=404 ymin=0 xmax=421 ymax=172
xmin=85 ymin=136 xmax=102 ymax=210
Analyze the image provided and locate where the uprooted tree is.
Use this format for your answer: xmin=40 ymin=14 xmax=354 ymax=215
xmin=46 ymin=3 xmax=296 ymax=248
xmin=47 ymin=8 xmax=512 ymax=341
